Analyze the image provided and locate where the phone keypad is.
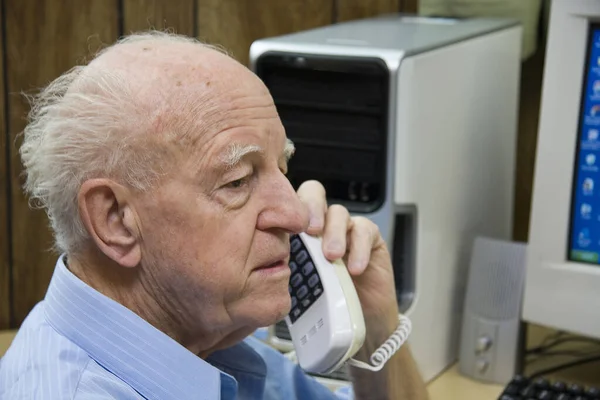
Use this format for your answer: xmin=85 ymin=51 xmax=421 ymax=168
xmin=288 ymin=234 xmax=324 ymax=324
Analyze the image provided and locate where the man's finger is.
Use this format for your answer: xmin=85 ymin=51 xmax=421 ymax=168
xmin=322 ymin=204 xmax=351 ymax=260
xmin=346 ymin=217 xmax=379 ymax=275
xmin=296 ymin=180 xmax=327 ymax=234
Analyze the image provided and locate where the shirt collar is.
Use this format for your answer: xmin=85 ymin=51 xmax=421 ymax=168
xmin=43 ymin=255 xmax=256 ymax=400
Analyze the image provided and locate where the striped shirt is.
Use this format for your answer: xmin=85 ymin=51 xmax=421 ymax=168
xmin=0 ymin=255 xmax=351 ymax=399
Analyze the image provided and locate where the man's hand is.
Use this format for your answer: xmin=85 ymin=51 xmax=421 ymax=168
xmin=297 ymin=180 xmax=429 ymax=400
xmin=297 ymin=180 xmax=397 ymax=321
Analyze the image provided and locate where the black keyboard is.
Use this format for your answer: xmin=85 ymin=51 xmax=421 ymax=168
xmin=499 ymin=375 xmax=600 ymax=399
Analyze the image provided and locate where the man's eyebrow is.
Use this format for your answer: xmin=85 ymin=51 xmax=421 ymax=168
xmin=218 ymin=139 xmax=295 ymax=169
xmin=220 ymin=143 xmax=263 ymax=169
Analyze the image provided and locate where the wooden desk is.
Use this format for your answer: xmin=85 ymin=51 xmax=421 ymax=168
xmin=427 ymin=365 xmax=504 ymax=399
xmin=426 ymin=325 xmax=600 ymax=399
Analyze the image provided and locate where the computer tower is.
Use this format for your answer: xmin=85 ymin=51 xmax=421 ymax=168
xmin=250 ymin=15 xmax=521 ymax=382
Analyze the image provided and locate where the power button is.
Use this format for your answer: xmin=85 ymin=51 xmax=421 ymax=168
xmin=476 ymin=335 xmax=492 ymax=353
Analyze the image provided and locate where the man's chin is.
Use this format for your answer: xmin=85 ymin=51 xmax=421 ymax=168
xmin=254 ymin=295 xmax=291 ymax=327
xmin=272 ymin=303 xmax=292 ymax=324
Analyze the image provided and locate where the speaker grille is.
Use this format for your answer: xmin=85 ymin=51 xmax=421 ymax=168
xmin=465 ymin=237 xmax=527 ymax=320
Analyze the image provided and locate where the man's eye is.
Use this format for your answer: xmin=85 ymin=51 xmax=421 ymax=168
xmin=226 ymin=177 xmax=249 ymax=189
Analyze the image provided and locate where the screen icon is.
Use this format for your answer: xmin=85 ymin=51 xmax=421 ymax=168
xmin=589 ymin=129 xmax=599 ymax=141
xmin=584 ymin=178 xmax=595 ymax=195
xmin=586 ymin=153 xmax=597 ymax=166
xmin=591 ymin=105 xmax=600 ymax=117
xmin=581 ymin=203 xmax=592 ymax=219
xmin=579 ymin=228 xmax=592 ymax=247
xmin=594 ymin=80 xmax=600 ymax=95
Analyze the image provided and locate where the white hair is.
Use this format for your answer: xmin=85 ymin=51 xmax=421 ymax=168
xmin=20 ymin=31 xmax=230 ymax=254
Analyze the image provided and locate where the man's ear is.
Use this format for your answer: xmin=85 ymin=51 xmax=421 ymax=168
xmin=77 ymin=179 xmax=142 ymax=268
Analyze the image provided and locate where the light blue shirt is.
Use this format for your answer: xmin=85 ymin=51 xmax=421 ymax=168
xmin=0 ymin=255 xmax=353 ymax=399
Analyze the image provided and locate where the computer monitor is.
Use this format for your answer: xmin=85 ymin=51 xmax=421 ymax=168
xmin=523 ymin=0 xmax=600 ymax=339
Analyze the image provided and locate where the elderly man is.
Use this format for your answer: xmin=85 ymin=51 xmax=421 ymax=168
xmin=0 ymin=32 xmax=427 ymax=399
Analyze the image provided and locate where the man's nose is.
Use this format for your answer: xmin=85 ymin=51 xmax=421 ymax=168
xmin=257 ymin=174 xmax=310 ymax=234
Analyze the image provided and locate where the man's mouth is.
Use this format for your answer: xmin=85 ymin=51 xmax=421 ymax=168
xmin=254 ymin=252 xmax=290 ymax=274
xmin=255 ymin=260 xmax=286 ymax=271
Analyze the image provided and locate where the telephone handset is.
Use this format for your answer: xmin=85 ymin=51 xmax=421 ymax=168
xmin=286 ymin=232 xmax=412 ymax=375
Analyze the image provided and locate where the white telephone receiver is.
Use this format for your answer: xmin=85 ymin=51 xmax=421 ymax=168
xmin=286 ymin=232 xmax=411 ymax=375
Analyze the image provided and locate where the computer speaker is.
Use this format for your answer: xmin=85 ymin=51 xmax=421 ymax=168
xmin=458 ymin=236 xmax=527 ymax=384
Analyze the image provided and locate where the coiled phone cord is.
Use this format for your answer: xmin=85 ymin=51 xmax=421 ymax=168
xmin=346 ymin=314 xmax=412 ymax=372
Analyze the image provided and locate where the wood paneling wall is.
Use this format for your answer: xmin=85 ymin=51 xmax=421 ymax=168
xmin=0 ymin=0 xmax=540 ymax=330
xmin=4 ymin=0 xmax=120 ymax=328
xmin=0 ymin=0 xmax=9 ymax=330
xmin=198 ymin=0 xmax=334 ymax=66
xmin=337 ymin=0 xmax=400 ymax=21
xmin=513 ymin=47 xmax=546 ymax=242
xmin=123 ymin=0 xmax=196 ymax=36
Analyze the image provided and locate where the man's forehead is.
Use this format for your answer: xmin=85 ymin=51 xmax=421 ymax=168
xmin=90 ymin=39 xmax=234 ymax=76
xmin=85 ymin=39 xmax=260 ymax=112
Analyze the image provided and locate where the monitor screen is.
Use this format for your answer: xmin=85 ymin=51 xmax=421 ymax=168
xmin=569 ymin=24 xmax=600 ymax=264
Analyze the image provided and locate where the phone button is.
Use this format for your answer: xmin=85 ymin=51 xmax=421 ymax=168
xmin=292 ymin=308 xmax=301 ymax=319
xmin=302 ymin=262 xmax=315 ymax=276
xmin=291 ymin=296 xmax=297 ymax=308
xmin=290 ymin=261 xmax=298 ymax=273
xmin=291 ymin=273 xmax=303 ymax=288
xmin=291 ymin=236 xmax=302 ymax=252
xmin=301 ymin=298 xmax=311 ymax=308
xmin=313 ymin=286 xmax=323 ymax=297
xmin=296 ymin=250 xmax=309 ymax=265
xmin=297 ymin=285 xmax=309 ymax=299
xmin=308 ymin=274 xmax=320 ymax=288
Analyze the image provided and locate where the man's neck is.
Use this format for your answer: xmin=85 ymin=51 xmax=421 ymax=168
xmin=66 ymin=248 xmax=256 ymax=359
xmin=66 ymin=249 xmax=209 ymax=356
